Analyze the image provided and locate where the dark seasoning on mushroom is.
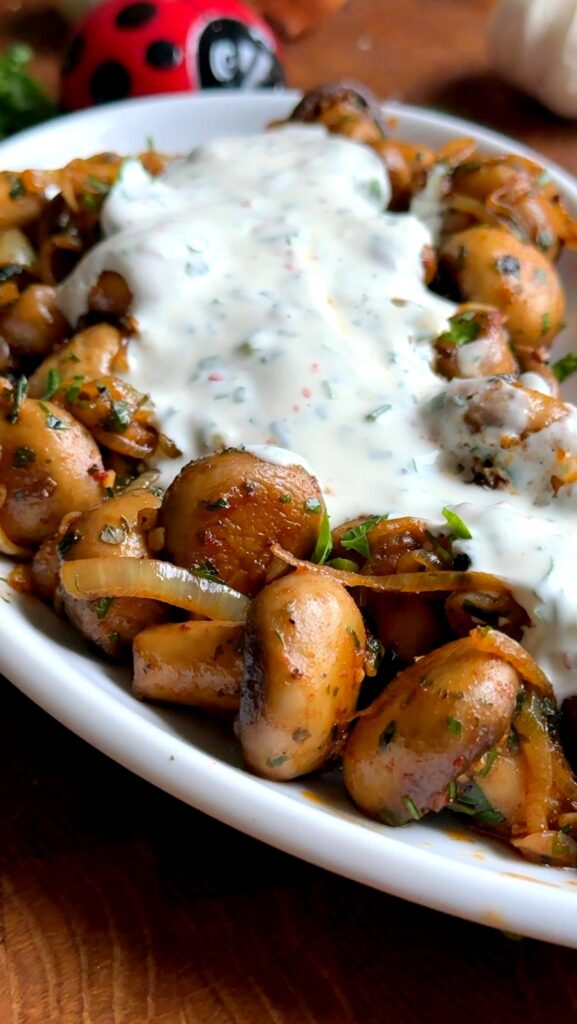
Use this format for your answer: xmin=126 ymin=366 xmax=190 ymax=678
xmin=3 ymin=84 xmax=577 ymax=867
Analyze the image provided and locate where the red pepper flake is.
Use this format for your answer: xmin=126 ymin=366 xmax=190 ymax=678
xmin=452 ymin=756 xmax=465 ymax=770
xmin=88 ymin=466 xmax=109 ymax=483
xmin=208 ymin=372 xmax=223 ymax=382
xmin=293 ymin=405 xmax=300 ymax=413
xmin=302 ymin=387 xmax=312 ymax=399
xmin=310 ymin=362 xmax=319 ymax=373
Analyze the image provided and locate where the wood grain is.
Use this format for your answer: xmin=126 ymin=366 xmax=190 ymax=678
xmin=3 ymin=0 xmax=577 ymax=1020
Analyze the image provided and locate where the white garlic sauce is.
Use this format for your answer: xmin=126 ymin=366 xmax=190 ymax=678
xmin=57 ymin=125 xmax=577 ymax=700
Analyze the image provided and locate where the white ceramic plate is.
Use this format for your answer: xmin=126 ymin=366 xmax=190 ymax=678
xmin=3 ymin=91 xmax=577 ymax=948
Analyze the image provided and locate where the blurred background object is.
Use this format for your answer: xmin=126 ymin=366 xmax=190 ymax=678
xmin=60 ymin=0 xmax=284 ymax=111
xmin=489 ymin=0 xmax=577 ymax=118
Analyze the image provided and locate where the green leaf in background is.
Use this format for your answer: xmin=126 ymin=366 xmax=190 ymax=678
xmin=0 ymin=44 xmax=57 ymax=141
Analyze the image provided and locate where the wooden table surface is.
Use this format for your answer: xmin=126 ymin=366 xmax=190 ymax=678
xmin=3 ymin=1 xmax=577 ymax=1021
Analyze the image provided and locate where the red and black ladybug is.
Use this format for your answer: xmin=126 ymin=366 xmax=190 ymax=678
xmin=61 ymin=0 xmax=284 ymax=111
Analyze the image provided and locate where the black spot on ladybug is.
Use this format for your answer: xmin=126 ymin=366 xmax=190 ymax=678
xmin=116 ymin=2 xmax=157 ymax=29
xmin=90 ymin=62 xmax=132 ymax=104
xmin=62 ymin=34 xmax=85 ymax=77
xmin=197 ymin=19 xmax=284 ymax=90
xmin=146 ymin=40 xmax=183 ymax=70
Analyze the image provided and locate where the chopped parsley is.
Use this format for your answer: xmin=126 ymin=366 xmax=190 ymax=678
xmin=442 ymin=507 xmax=472 ymax=540
xmin=0 ymin=44 xmax=56 ymax=142
xmin=204 ymin=496 xmax=230 ymax=511
xmin=477 ymin=748 xmax=497 ymax=779
xmin=103 ymin=399 xmax=131 ymax=433
xmin=44 ymin=368 xmax=61 ymax=400
xmin=326 ymin=557 xmax=358 ymax=571
xmin=402 ymin=795 xmax=422 ymax=821
xmin=379 ymin=809 xmax=404 ymax=827
xmin=439 ymin=311 xmax=481 ymax=347
xmin=311 ymin=507 xmax=332 ymax=564
xmin=38 ymin=401 xmax=68 ymax=430
xmin=93 ymin=596 xmax=113 ymax=620
xmin=447 ymin=715 xmax=462 ymax=736
xmin=64 ymin=375 xmax=86 ymax=404
xmin=86 ymin=174 xmax=110 ymax=195
xmin=190 ymin=560 xmax=225 ymax=584
xmin=340 ymin=514 xmax=387 ymax=560
xmin=279 ymin=492 xmax=293 ymax=504
xmin=541 ymin=311 xmax=551 ymax=336
xmin=366 ymin=402 xmax=392 ymax=422
xmin=449 ymin=780 xmax=506 ymax=825
xmin=266 ymin=754 xmax=289 ymax=768
xmin=552 ymin=352 xmax=577 ymax=383
xmin=6 ymin=375 xmax=27 ymax=423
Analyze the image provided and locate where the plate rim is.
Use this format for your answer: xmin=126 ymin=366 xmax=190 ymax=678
xmin=2 ymin=89 xmax=577 ymax=948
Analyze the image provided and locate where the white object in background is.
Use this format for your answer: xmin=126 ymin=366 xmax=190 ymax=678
xmin=55 ymin=0 xmax=103 ymax=21
xmin=489 ymin=0 xmax=577 ymax=118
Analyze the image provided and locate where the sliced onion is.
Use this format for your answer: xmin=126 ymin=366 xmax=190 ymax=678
xmin=515 ymin=694 xmax=553 ymax=834
xmin=469 ymin=626 xmax=552 ymax=695
xmin=271 ymin=543 xmax=510 ymax=594
xmin=60 ymin=557 xmax=249 ymax=622
xmin=511 ymin=831 xmax=577 ymax=868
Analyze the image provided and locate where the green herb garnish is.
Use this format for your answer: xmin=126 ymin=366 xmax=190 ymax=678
xmin=0 ymin=44 xmax=56 ymax=141
xmin=6 ymin=375 xmax=27 ymax=424
xmin=93 ymin=596 xmax=113 ymax=620
xmin=38 ymin=401 xmax=68 ymax=430
xmin=44 ymin=368 xmax=61 ymax=400
xmin=86 ymin=174 xmax=110 ymax=195
xmin=402 ymin=795 xmax=422 ymax=821
xmin=64 ymin=375 xmax=86 ymax=404
xmin=103 ymin=399 xmax=131 ymax=433
xmin=478 ymin=748 xmax=497 ymax=779
xmin=326 ymin=557 xmax=359 ymax=571
xmin=340 ymin=514 xmax=387 ymax=560
xmin=447 ymin=716 xmax=462 ymax=736
xmin=190 ymin=560 xmax=225 ymax=584
xmin=266 ymin=754 xmax=289 ymax=768
xmin=311 ymin=507 xmax=332 ymax=564
xmin=449 ymin=780 xmax=506 ymax=825
xmin=204 ymin=496 xmax=230 ymax=511
xmin=552 ymin=353 xmax=577 ymax=383
xmin=366 ymin=402 xmax=392 ymax=422
xmin=541 ymin=311 xmax=551 ymax=336
xmin=439 ymin=311 xmax=481 ymax=347
xmin=442 ymin=507 xmax=472 ymax=540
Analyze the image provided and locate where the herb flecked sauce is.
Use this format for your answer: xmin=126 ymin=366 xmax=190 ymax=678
xmin=58 ymin=126 xmax=577 ymax=700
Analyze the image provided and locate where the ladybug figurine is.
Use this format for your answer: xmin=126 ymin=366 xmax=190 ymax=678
xmin=61 ymin=0 xmax=284 ymax=111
